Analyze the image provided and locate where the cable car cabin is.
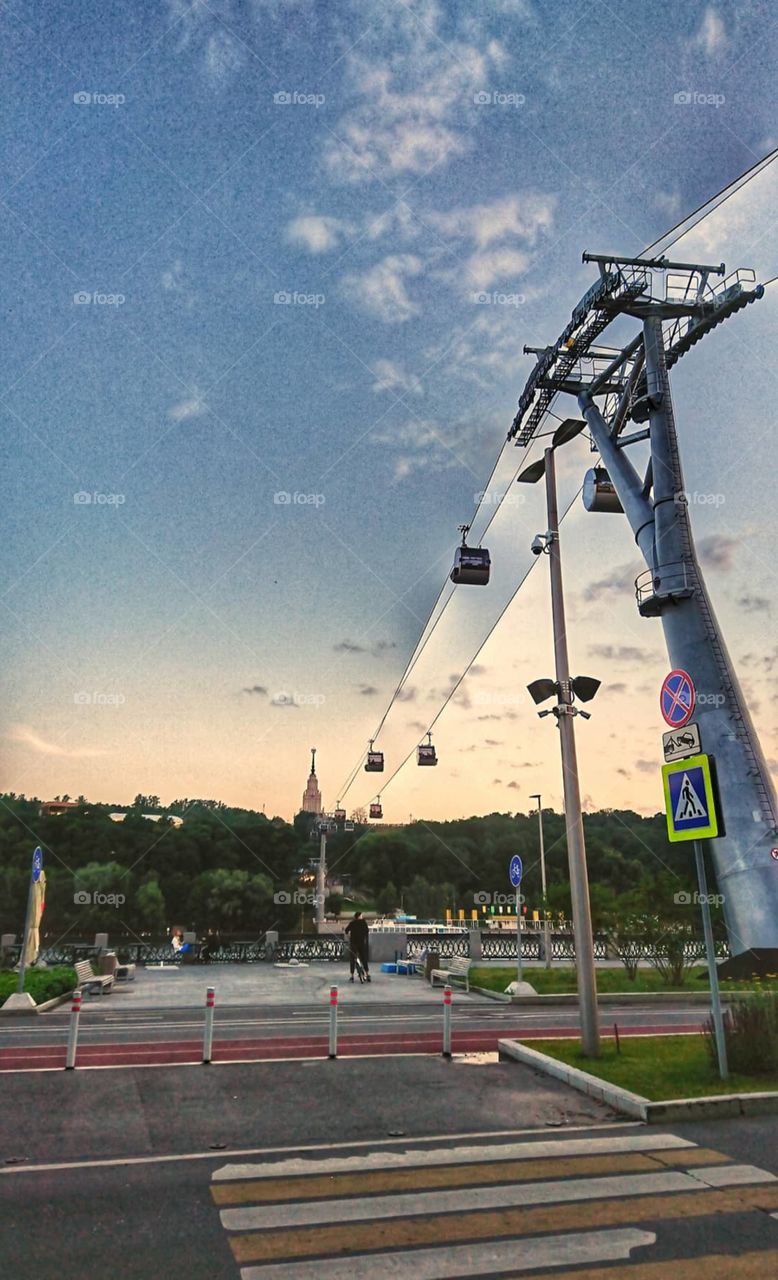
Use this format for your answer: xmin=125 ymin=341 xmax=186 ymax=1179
xmin=365 ymin=751 xmax=384 ymax=772
xmin=369 ymin=802 xmax=383 ymax=819
xmin=334 ymin=808 xmax=346 ymax=822
xmin=417 ymin=743 xmax=438 ymax=766
xmin=450 ymin=545 xmax=491 ymax=586
xmin=344 ymin=819 xmax=354 ymax=832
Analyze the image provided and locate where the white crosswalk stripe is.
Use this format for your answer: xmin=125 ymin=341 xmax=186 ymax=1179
xmin=210 ymin=1128 xmax=778 ymax=1279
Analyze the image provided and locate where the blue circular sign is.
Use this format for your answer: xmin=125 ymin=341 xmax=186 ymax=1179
xmin=661 ymin=669 xmax=695 ymax=728
xmin=32 ymin=847 xmax=43 ymax=883
xmin=509 ymin=855 xmax=523 ymax=887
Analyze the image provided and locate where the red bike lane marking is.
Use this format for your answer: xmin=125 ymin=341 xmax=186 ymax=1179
xmin=0 ymin=1021 xmax=705 ymax=1070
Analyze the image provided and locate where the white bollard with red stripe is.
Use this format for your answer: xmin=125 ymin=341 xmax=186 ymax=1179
xmin=203 ymin=986 xmax=215 ymax=1064
xmin=442 ymin=984 xmax=452 ymax=1059
xmin=328 ymin=985 xmax=338 ymax=1059
xmin=65 ymin=988 xmax=82 ymax=1070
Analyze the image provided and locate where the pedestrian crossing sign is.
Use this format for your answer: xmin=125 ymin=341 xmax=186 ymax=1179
xmin=661 ymin=753 xmax=721 ymax=842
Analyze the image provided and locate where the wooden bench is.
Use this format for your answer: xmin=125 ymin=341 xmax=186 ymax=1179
xmin=75 ymin=959 xmax=114 ymax=996
xmin=429 ymin=955 xmax=472 ymax=993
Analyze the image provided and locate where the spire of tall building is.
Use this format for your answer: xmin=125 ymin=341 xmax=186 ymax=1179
xmin=301 ymin=746 xmax=323 ymax=815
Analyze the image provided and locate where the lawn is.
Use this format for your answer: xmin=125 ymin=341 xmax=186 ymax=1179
xmin=527 ymin=1034 xmax=778 ymax=1100
xmin=0 ymin=966 xmax=77 ymax=1007
xmin=470 ymin=964 xmax=778 ymax=995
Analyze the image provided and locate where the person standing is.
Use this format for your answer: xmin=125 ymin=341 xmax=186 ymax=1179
xmin=344 ymin=911 xmax=370 ymax=982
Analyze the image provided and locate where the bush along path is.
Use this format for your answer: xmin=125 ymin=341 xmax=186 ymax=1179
xmin=0 ymin=966 xmax=76 ymax=1007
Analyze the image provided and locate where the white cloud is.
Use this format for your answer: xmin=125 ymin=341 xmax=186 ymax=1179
xmin=286 ymin=215 xmax=351 ymax=253
xmin=341 ymin=254 xmax=422 ymax=323
xmin=462 ymin=247 xmax=530 ymax=291
xmin=322 ymin=10 xmax=508 ymax=184
xmin=689 ymin=7 xmax=729 ymax=57
xmin=8 ymin=724 xmax=107 ymax=759
xmin=168 ymin=394 xmax=207 ymax=421
xmin=370 ymin=359 xmax=423 ymax=396
xmin=205 ymin=30 xmax=244 ymax=82
xmin=427 ymin=194 xmax=555 ymax=249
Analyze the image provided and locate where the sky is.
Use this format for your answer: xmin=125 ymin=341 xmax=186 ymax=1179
xmin=1 ymin=0 xmax=777 ymax=822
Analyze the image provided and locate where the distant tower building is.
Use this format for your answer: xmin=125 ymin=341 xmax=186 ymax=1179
xmin=301 ymin=747 xmax=323 ymax=815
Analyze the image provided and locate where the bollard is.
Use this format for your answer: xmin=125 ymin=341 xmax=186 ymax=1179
xmin=328 ymin=985 xmax=338 ymax=1059
xmin=442 ymin=985 xmax=452 ymax=1059
xmin=65 ymin=988 xmax=82 ymax=1070
xmin=203 ymin=986 xmax=215 ymax=1064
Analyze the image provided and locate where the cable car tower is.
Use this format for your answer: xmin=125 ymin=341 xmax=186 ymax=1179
xmin=509 ymin=251 xmax=777 ymax=970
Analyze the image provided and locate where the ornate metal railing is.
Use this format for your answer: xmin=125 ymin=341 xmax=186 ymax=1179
xmin=481 ymin=934 xmax=542 ymax=960
xmin=405 ymin=934 xmax=470 ymax=959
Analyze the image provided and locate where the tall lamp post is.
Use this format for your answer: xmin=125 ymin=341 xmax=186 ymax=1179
xmin=519 ymin=432 xmax=601 ymax=1057
xmin=529 ymin=795 xmax=551 ymax=970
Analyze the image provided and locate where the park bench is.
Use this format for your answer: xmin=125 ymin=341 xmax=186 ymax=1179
xmin=429 ymin=955 xmax=472 ymax=993
xmin=74 ymin=959 xmax=114 ymax=996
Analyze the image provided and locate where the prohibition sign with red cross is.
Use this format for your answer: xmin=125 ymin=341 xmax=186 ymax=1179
xmin=660 ymin=669 xmax=696 ymax=728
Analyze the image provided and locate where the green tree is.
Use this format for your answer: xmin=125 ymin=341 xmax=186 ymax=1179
xmin=135 ymin=879 xmax=166 ymax=934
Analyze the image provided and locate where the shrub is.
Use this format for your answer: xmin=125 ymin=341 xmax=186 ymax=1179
xmin=0 ymin=966 xmax=77 ymax=1007
xmin=705 ymin=990 xmax=778 ymax=1075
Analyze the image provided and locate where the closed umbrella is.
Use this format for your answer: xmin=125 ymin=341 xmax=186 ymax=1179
xmin=23 ymin=870 xmax=46 ymax=968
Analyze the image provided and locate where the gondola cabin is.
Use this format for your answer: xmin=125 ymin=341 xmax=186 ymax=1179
xmin=369 ymin=801 xmax=383 ymax=819
xmin=334 ymin=807 xmax=347 ymax=822
xmin=365 ymin=750 xmax=384 ymax=772
xmin=344 ymin=819 xmax=354 ymax=832
xmin=417 ymin=742 xmax=438 ymax=766
xmin=450 ymin=545 xmax=491 ymax=585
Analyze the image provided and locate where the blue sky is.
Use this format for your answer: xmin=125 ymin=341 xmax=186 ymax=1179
xmin=1 ymin=0 xmax=776 ymax=819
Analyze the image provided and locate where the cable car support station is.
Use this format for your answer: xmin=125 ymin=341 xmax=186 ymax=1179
xmin=509 ymin=250 xmax=777 ymax=971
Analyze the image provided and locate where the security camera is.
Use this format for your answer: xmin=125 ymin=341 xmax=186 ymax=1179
xmin=531 ymin=534 xmax=546 ymax=556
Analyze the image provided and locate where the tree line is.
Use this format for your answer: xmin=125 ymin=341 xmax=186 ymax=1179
xmin=0 ymin=794 xmax=706 ymax=942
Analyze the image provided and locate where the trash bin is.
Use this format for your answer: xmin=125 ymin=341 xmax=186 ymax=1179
xmin=424 ymin=950 xmax=440 ymax=981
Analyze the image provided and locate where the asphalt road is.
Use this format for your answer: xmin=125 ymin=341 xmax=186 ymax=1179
xmin=1 ymin=1057 xmax=777 ymax=1280
xmin=0 ymin=997 xmax=710 ymax=1069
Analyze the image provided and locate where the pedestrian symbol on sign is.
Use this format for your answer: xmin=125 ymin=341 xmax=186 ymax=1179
xmin=675 ymin=774 xmax=707 ymax=822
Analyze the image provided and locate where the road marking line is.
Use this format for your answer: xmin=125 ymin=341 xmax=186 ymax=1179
xmin=0 ymin=1121 xmax=639 ymax=1175
xmin=228 ymin=1185 xmax=778 ymax=1264
xmin=212 ymin=1132 xmax=695 ymax=1182
xmin=686 ymin=1164 xmax=777 ymax=1187
xmin=238 ymin=1226 xmax=656 ymax=1279
xmin=211 ymin=1148 xmax=729 ymax=1206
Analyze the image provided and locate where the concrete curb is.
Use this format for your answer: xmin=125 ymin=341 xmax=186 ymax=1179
xmin=0 ymin=988 xmax=74 ymax=1016
xmin=473 ymin=988 xmax=714 ymax=1007
xmin=497 ymin=1038 xmax=778 ymax=1122
xmin=497 ymin=1038 xmax=648 ymax=1118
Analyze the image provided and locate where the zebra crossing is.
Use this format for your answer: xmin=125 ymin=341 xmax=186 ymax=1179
xmin=210 ymin=1129 xmax=778 ymax=1278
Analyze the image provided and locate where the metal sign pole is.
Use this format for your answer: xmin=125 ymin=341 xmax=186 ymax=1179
xmin=516 ymin=893 xmax=522 ymax=984
xmin=694 ymin=840 xmax=728 ymax=1081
